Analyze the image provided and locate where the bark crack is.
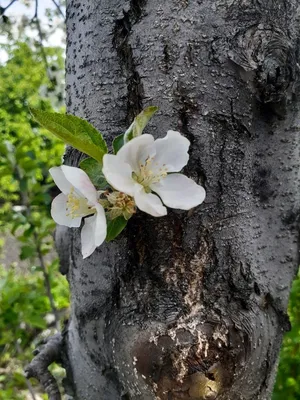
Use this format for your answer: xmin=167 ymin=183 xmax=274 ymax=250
xmin=112 ymin=0 xmax=146 ymax=124
xmin=175 ymin=88 xmax=207 ymax=186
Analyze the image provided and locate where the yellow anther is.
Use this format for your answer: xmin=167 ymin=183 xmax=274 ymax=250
xmin=134 ymin=156 xmax=168 ymax=189
xmin=66 ymin=186 xmax=95 ymax=218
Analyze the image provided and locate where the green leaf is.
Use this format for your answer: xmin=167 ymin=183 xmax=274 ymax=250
xmin=0 ymin=141 xmax=12 ymax=156
xmin=20 ymin=245 xmax=36 ymax=260
xmin=0 ymin=165 xmax=12 ymax=178
xmin=23 ymin=314 xmax=46 ymax=329
xmin=79 ymin=157 xmax=108 ymax=189
xmin=106 ymin=216 xmax=127 ymax=242
xmin=0 ymin=277 xmax=7 ymax=292
xmin=23 ymin=225 xmax=35 ymax=238
xmin=124 ymin=106 xmax=158 ymax=143
xmin=0 ymin=141 xmax=15 ymax=165
xmin=113 ymin=133 xmax=124 ymax=154
xmin=30 ymin=108 xmax=108 ymax=162
xmin=31 ymin=192 xmax=52 ymax=206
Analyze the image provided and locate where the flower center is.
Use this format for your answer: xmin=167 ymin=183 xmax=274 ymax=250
xmin=105 ymin=191 xmax=136 ymax=220
xmin=133 ymin=157 xmax=168 ymax=190
xmin=66 ymin=187 xmax=95 ymax=218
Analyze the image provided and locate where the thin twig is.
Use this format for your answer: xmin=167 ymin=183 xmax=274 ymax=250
xmin=25 ymin=334 xmax=63 ymax=400
xmin=33 ymin=0 xmax=52 ymax=82
xmin=34 ymin=0 xmax=38 ymax=18
xmin=24 ymin=375 xmax=38 ymax=400
xmin=34 ymin=232 xmax=60 ymax=331
xmin=0 ymin=0 xmax=18 ymax=16
xmin=51 ymin=0 xmax=65 ymax=20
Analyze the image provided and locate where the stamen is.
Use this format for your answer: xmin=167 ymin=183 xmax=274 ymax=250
xmin=106 ymin=191 xmax=136 ymax=220
xmin=134 ymin=156 xmax=168 ymax=189
xmin=66 ymin=187 xmax=95 ymax=218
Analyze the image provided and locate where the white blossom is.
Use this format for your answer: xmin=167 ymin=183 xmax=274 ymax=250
xmin=49 ymin=165 xmax=106 ymax=259
xmin=102 ymin=131 xmax=205 ymax=217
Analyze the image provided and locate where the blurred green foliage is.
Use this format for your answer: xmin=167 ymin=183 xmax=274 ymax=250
xmin=0 ymin=27 xmax=68 ymax=400
xmin=0 ymin=41 xmax=64 ymax=210
xmin=0 ymin=264 xmax=69 ymax=399
xmin=273 ymin=270 xmax=300 ymax=400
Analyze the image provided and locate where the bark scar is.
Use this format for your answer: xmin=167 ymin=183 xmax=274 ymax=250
xmin=25 ymin=333 xmax=63 ymax=400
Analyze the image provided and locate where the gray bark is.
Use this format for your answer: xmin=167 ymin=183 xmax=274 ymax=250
xmin=59 ymin=0 xmax=300 ymax=399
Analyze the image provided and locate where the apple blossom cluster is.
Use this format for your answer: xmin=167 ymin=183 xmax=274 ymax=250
xmin=31 ymin=107 xmax=206 ymax=259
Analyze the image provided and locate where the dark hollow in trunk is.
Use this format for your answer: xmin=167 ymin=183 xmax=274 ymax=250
xmin=59 ymin=1 xmax=300 ymax=399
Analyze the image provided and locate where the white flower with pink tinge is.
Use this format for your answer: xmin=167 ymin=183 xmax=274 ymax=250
xmin=102 ymin=131 xmax=206 ymax=217
xmin=49 ymin=165 xmax=106 ymax=259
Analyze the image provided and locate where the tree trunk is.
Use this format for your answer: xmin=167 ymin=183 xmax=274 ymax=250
xmin=60 ymin=1 xmax=300 ymax=399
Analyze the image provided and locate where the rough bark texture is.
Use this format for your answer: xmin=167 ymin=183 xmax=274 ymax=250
xmin=60 ymin=1 xmax=300 ymax=399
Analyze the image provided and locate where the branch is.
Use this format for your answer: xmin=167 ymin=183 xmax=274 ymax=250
xmin=34 ymin=0 xmax=38 ymax=19
xmin=16 ymin=341 xmax=37 ymax=400
xmin=32 ymin=0 xmax=53 ymax=83
xmin=51 ymin=0 xmax=65 ymax=20
xmin=34 ymin=232 xmax=61 ymax=331
xmin=0 ymin=0 xmax=18 ymax=16
xmin=25 ymin=334 xmax=63 ymax=400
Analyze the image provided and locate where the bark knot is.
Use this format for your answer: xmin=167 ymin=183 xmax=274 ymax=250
xmin=229 ymin=24 xmax=298 ymax=103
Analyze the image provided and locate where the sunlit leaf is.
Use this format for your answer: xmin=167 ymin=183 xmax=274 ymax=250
xmin=30 ymin=108 xmax=108 ymax=162
xmin=124 ymin=106 xmax=158 ymax=143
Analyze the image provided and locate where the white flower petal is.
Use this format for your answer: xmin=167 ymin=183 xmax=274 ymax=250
xmin=102 ymin=154 xmax=136 ymax=196
xmin=49 ymin=167 xmax=73 ymax=195
xmin=151 ymin=173 xmax=205 ymax=210
xmin=134 ymin=186 xmax=167 ymax=217
xmin=81 ymin=214 xmax=97 ymax=259
xmin=51 ymin=193 xmax=81 ymax=227
xmin=60 ymin=165 xmax=98 ymax=204
xmin=118 ymin=134 xmax=155 ymax=173
xmin=94 ymin=204 xmax=107 ymax=246
xmin=153 ymin=130 xmax=190 ymax=172
xmin=81 ymin=205 xmax=107 ymax=259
